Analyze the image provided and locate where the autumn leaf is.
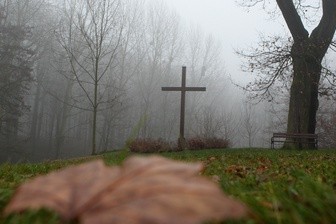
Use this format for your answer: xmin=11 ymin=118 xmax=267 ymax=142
xmin=226 ymin=165 xmax=249 ymax=178
xmin=257 ymin=164 xmax=268 ymax=173
xmin=5 ymin=156 xmax=247 ymax=224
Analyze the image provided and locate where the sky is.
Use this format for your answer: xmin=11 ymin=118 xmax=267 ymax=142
xmin=162 ymin=0 xmax=288 ymax=84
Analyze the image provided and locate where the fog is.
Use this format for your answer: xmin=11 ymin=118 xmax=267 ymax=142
xmin=0 ymin=0 xmax=335 ymax=163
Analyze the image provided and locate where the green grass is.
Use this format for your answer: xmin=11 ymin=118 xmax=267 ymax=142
xmin=1 ymin=149 xmax=336 ymax=223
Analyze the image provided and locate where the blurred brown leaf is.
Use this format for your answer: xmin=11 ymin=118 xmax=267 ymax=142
xmin=5 ymin=156 xmax=247 ymax=224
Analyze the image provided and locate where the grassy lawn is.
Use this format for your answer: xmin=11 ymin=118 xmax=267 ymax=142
xmin=0 ymin=149 xmax=336 ymax=223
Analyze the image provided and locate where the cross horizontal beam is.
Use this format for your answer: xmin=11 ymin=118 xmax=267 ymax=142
xmin=161 ymin=87 xmax=206 ymax=92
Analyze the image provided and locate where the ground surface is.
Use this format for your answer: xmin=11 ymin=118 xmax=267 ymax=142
xmin=0 ymin=149 xmax=336 ymax=223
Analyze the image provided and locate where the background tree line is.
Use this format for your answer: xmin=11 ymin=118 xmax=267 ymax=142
xmin=0 ymin=0 xmax=239 ymax=162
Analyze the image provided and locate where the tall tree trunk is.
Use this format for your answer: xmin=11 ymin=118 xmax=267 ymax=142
xmin=286 ymin=40 xmax=322 ymax=149
xmin=92 ymin=61 xmax=99 ymax=155
xmin=92 ymin=106 xmax=97 ymax=155
xmin=276 ymin=0 xmax=336 ymax=149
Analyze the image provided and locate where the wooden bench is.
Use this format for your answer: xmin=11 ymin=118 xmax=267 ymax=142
xmin=271 ymin=133 xmax=318 ymax=149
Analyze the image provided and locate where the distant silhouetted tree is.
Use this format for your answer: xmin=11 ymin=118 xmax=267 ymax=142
xmin=0 ymin=16 xmax=35 ymax=147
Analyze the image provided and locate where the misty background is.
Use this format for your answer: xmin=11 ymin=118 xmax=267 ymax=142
xmin=0 ymin=0 xmax=335 ymax=163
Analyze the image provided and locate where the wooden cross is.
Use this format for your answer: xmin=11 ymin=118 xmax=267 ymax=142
xmin=162 ymin=66 xmax=206 ymax=150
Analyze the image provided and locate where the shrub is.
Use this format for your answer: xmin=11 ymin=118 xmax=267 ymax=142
xmin=129 ymin=139 xmax=175 ymax=153
xmin=205 ymin=137 xmax=230 ymax=149
xmin=187 ymin=137 xmax=230 ymax=150
xmin=129 ymin=137 xmax=230 ymax=152
xmin=187 ymin=137 xmax=206 ymax=150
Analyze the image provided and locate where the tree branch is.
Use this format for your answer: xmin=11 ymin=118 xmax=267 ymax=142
xmin=310 ymin=0 xmax=336 ymax=55
xmin=276 ymin=0 xmax=309 ymax=41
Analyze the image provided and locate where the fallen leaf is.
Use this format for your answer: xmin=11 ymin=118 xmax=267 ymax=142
xmin=211 ymin=175 xmax=221 ymax=183
xmin=225 ymin=165 xmax=249 ymax=178
xmin=5 ymin=156 xmax=247 ymax=224
xmin=256 ymin=165 xmax=268 ymax=173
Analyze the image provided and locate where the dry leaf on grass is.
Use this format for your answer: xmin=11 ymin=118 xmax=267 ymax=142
xmin=5 ymin=156 xmax=247 ymax=224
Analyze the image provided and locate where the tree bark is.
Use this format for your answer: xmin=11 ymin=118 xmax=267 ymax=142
xmin=279 ymin=0 xmax=336 ymax=149
xmin=286 ymin=40 xmax=322 ymax=149
xmin=92 ymin=59 xmax=99 ymax=155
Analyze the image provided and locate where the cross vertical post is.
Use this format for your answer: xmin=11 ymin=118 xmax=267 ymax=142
xmin=161 ymin=66 xmax=206 ymax=150
xmin=179 ymin=66 xmax=187 ymax=149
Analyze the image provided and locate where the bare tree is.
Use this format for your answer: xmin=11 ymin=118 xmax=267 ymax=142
xmin=238 ymin=0 xmax=336 ymax=149
xmin=29 ymin=2 xmax=59 ymax=145
xmin=183 ymin=26 xmax=227 ymax=138
xmin=56 ymin=0 xmax=124 ymax=155
xmin=192 ymin=106 xmax=238 ymax=146
xmin=51 ymin=0 xmax=88 ymax=157
xmin=240 ymin=102 xmax=262 ymax=148
xmin=97 ymin=0 xmax=146 ymax=150
xmin=134 ymin=0 xmax=183 ymax=138
xmin=193 ymin=106 xmax=223 ymax=139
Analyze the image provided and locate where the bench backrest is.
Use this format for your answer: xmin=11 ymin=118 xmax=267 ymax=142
xmin=273 ymin=133 xmax=318 ymax=139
